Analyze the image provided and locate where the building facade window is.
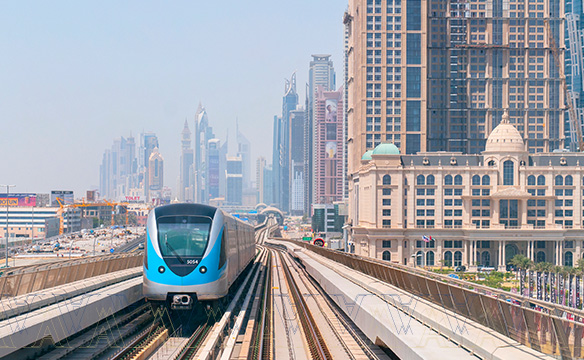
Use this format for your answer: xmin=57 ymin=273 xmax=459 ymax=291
xmin=503 ymin=160 xmax=514 ymax=185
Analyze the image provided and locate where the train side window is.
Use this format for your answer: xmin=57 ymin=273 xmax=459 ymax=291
xmin=218 ymin=225 xmax=227 ymax=269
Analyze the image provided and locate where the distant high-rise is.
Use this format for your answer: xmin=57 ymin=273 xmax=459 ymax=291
xmin=226 ymin=155 xmax=243 ymax=205
xmin=140 ymin=132 xmax=159 ymax=200
xmin=289 ymin=108 xmax=306 ymax=215
xmin=306 ymin=55 xmax=335 ymax=216
xmin=236 ymin=122 xmax=251 ymax=190
xmin=207 ymin=139 xmax=221 ymax=200
xmin=194 ymin=104 xmax=215 ymax=204
xmin=99 ymin=135 xmax=138 ymax=200
xmin=279 ymin=73 xmax=298 ymax=213
xmin=148 ymin=147 xmax=164 ymax=200
xmin=256 ymin=157 xmax=267 ymax=204
xmin=271 ymin=115 xmax=281 ymax=208
xmin=180 ymin=120 xmax=194 ymax=201
xmin=314 ymin=86 xmax=344 ymax=204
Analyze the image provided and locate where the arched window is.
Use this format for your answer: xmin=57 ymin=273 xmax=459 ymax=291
xmin=565 ymin=175 xmax=573 ymax=186
xmin=426 ymin=251 xmax=435 ymax=266
xmin=416 ymin=251 xmax=423 ymax=266
xmin=536 ymin=251 xmax=546 ymax=263
xmin=565 ymin=251 xmax=574 ymax=267
xmin=417 ymin=175 xmax=425 ymax=185
xmin=454 ymin=251 xmax=463 ymax=266
xmin=382 ymin=175 xmax=391 ymax=185
xmin=503 ymin=160 xmax=514 ymax=185
xmin=527 ymin=175 xmax=536 ymax=186
xmin=555 ymin=175 xmax=563 ymax=186
xmin=454 ymin=175 xmax=463 ymax=185
xmin=382 ymin=251 xmax=391 ymax=261
xmin=444 ymin=251 xmax=453 ymax=267
xmin=488 ymin=160 xmax=495 ymax=167
xmin=482 ymin=175 xmax=490 ymax=185
xmin=472 ymin=175 xmax=481 ymax=186
xmin=427 ymin=175 xmax=435 ymax=185
xmin=481 ymin=251 xmax=491 ymax=267
xmin=537 ymin=175 xmax=546 ymax=186
xmin=444 ymin=175 xmax=453 ymax=185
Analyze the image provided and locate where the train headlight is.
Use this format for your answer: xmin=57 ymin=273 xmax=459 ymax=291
xmin=199 ymin=266 xmax=207 ymax=274
xmin=158 ymin=266 xmax=165 ymax=273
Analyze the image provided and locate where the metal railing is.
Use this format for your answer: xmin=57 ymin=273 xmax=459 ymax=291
xmin=0 ymin=252 xmax=142 ymax=299
xmin=282 ymin=238 xmax=584 ymax=360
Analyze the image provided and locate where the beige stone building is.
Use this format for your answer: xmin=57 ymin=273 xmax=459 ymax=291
xmin=350 ymin=114 xmax=584 ymax=270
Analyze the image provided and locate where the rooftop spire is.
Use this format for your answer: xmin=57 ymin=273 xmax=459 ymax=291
xmin=501 ymin=109 xmax=510 ymax=124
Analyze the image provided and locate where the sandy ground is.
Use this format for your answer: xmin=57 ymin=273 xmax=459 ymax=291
xmin=5 ymin=226 xmax=146 ymax=268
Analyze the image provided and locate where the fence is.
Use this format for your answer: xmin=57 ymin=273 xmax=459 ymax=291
xmin=283 ymin=239 xmax=584 ymax=360
xmin=0 ymin=252 xmax=142 ymax=299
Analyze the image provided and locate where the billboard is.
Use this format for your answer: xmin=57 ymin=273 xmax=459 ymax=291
xmin=86 ymin=190 xmax=97 ymax=202
xmin=0 ymin=194 xmax=37 ymax=207
xmin=325 ymin=99 xmax=338 ymax=122
xmin=51 ymin=190 xmax=74 ymax=206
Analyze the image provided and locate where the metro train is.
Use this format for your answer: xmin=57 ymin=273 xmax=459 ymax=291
xmin=143 ymin=203 xmax=255 ymax=310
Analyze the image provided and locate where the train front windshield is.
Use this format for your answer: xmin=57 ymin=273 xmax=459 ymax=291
xmin=157 ymin=216 xmax=211 ymax=257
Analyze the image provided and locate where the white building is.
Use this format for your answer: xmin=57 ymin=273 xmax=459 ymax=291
xmin=351 ymin=112 xmax=584 ymax=270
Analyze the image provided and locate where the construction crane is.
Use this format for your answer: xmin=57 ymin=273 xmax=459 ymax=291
xmin=545 ymin=20 xmax=584 ymax=152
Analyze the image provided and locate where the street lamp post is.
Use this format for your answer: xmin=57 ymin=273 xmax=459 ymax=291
xmin=1 ymin=185 xmax=16 ymax=268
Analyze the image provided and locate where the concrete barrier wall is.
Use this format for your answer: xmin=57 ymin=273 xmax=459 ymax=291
xmin=0 ymin=253 xmax=142 ymax=298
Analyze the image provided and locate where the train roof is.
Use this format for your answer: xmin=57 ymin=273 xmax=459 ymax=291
xmin=154 ymin=203 xmax=217 ymax=220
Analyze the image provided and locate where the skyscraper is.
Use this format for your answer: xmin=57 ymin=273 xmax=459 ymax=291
xmin=236 ymin=121 xmax=251 ymax=190
xmin=226 ymin=155 xmax=243 ymax=205
xmin=207 ymin=138 xmax=221 ymax=200
xmin=280 ymin=73 xmax=298 ymax=213
xmin=289 ymin=108 xmax=306 ymax=215
xmin=148 ymin=147 xmax=164 ymax=201
xmin=314 ymin=86 xmax=344 ymax=204
xmin=345 ymin=0 xmax=566 ymax=179
xmin=180 ymin=120 xmax=194 ymax=201
xmin=306 ymin=55 xmax=336 ymax=215
xmin=140 ymin=132 xmax=159 ymax=200
xmin=565 ymin=0 xmax=584 ymax=150
xmin=99 ymin=135 xmax=138 ymax=200
xmin=256 ymin=157 xmax=266 ymax=204
xmin=194 ymin=104 xmax=215 ymax=203
xmin=271 ymin=115 xmax=281 ymax=208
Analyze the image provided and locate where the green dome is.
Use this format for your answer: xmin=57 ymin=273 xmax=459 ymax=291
xmin=372 ymin=143 xmax=400 ymax=155
xmin=361 ymin=150 xmax=374 ymax=160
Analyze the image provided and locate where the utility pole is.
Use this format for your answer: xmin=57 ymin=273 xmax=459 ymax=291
xmin=1 ymin=185 xmax=16 ymax=268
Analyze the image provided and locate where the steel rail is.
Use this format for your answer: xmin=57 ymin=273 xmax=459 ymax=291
xmin=277 ymin=251 xmax=332 ymax=360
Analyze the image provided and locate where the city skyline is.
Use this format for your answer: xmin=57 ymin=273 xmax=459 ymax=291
xmin=0 ymin=1 xmax=345 ymax=197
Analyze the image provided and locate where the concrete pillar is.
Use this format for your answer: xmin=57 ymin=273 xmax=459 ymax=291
xmin=398 ymin=240 xmax=403 ymax=265
xmin=498 ymin=241 xmax=503 ymax=270
xmin=521 ymin=199 xmax=528 ymax=227
xmin=493 ymin=199 xmax=500 ymax=225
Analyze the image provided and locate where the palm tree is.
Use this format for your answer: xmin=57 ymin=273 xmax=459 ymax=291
xmin=509 ymin=254 xmax=532 ymax=271
xmin=509 ymin=254 xmax=532 ymax=294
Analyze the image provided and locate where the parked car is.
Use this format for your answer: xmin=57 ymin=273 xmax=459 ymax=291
xmin=455 ymin=265 xmax=466 ymax=272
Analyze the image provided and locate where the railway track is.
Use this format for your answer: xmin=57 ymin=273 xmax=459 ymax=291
xmin=266 ymin=245 xmax=391 ymax=360
xmin=36 ymin=302 xmax=155 ymax=360
xmin=30 ymin=223 xmax=389 ymax=360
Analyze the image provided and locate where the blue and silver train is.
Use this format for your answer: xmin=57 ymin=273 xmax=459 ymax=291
xmin=143 ymin=203 xmax=255 ymax=309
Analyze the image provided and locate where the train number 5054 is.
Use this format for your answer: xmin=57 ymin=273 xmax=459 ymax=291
xmin=187 ymin=260 xmax=199 ymax=265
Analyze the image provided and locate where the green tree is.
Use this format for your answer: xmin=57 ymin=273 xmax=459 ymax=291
xmin=509 ymin=254 xmax=533 ymax=271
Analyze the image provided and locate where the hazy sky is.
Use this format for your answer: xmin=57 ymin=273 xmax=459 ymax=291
xmin=0 ymin=1 xmax=345 ymax=197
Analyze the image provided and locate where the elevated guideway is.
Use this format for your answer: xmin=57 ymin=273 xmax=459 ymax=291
xmin=270 ymin=238 xmax=560 ymax=360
